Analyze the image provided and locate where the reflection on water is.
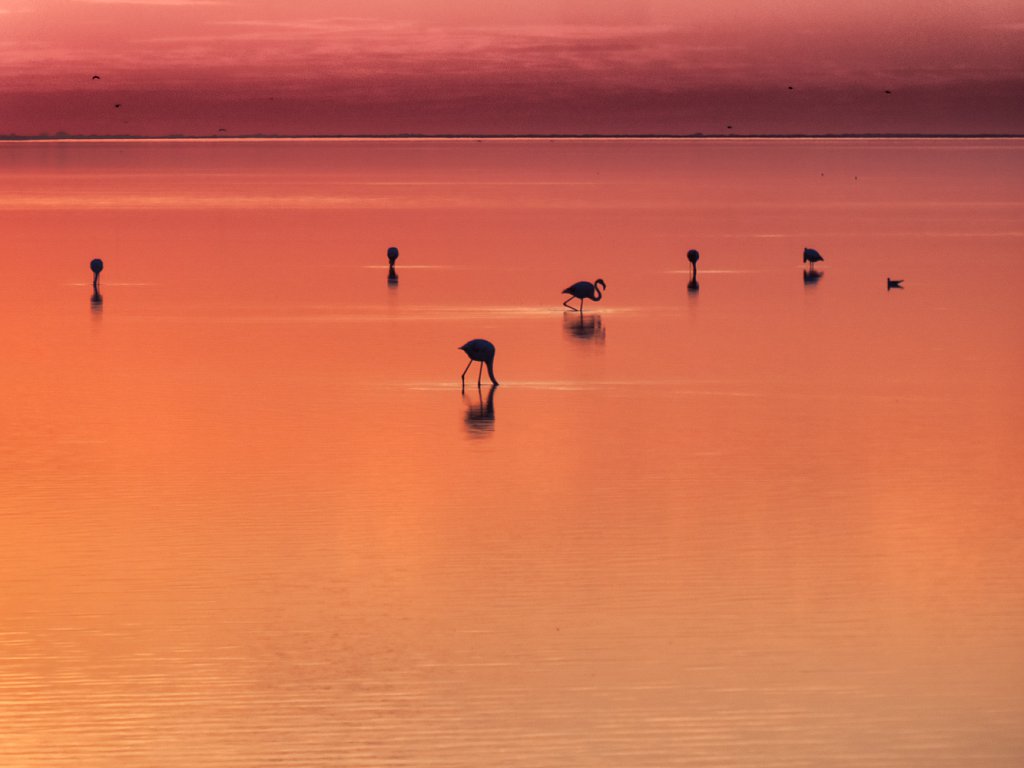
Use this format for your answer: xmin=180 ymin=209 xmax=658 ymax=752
xmin=462 ymin=384 xmax=496 ymax=435
xmin=562 ymin=310 xmax=606 ymax=342
xmin=387 ymin=264 xmax=398 ymax=286
xmin=1 ymin=138 xmax=1022 ymax=768
xmin=687 ymin=276 xmax=700 ymax=294
xmin=90 ymin=285 xmax=103 ymax=314
xmin=803 ymin=267 xmax=823 ymax=286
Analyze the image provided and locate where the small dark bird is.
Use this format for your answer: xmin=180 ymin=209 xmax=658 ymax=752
xmin=459 ymin=339 xmax=498 ymax=389
xmin=218 ymin=128 xmax=226 ymax=132
xmin=887 ymin=278 xmax=904 ymax=290
xmin=562 ymin=278 xmax=606 ymax=312
xmin=114 ymin=103 xmax=121 ymax=108
xmin=787 ymin=85 xmax=794 ymax=90
xmin=726 ymin=125 xmax=733 ymax=130
xmin=91 ymin=75 xmax=101 ymax=80
xmin=884 ymin=90 xmax=892 ymax=94
xmin=89 ymin=258 xmax=104 ymax=288
xmin=686 ymin=248 xmax=700 ymax=275
xmin=803 ymin=247 xmax=824 ymax=266
xmin=387 ymin=246 xmax=399 ymax=267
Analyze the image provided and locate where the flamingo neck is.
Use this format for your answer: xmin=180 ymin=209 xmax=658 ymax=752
xmin=593 ymin=282 xmax=603 ymax=302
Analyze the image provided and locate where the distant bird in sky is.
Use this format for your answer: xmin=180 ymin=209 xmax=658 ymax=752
xmin=787 ymin=85 xmax=794 ymax=90
xmin=686 ymin=248 xmax=700 ymax=276
xmin=91 ymin=75 xmax=101 ymax=80
xmin=387 ymin=246 xmax=399 ymax=267
xmin=459 ymin=339 xmax=498 ymax=388
xmin=887 ymin=278 xmax=904 ymax=290
xmin=562 ymin=278 xmax=606 ymax=312
xmin=89 ymin=258 xmax=104 ymax=287
xmin=803 ymin=247 xmax=824 ymax=266
xmin=218 ymin=128 xmax=226 ymax=132
xmin=885 ymin=90 xmax=892 ymax=94
xmin=114 ymin=103 xmax=121 ymax=108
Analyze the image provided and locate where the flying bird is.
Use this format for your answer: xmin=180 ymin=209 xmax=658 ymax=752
xmin=887 ymin=278 xmax=904 ymax=290
xmin=114 ymin=103 xmax=121 ymax=108
xmin=91 ymin=75 xmax=101 ymax=80
xmin=459 ymin=339 xmax=498 ymax=389
xmin=803 ymin=248 xmax=824 ymax=266
xmin=562 ymin=278 xmax=606 ymax=312
xmin=89 ymin=258 xmax=104 ymax=288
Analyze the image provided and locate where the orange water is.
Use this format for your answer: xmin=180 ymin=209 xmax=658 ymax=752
xmin=1 ymin=138 xmax=1022 ymax=766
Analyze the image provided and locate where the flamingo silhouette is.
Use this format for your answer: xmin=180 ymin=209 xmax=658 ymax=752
xmin=459 ymin=339 xmax=498 ymax=389
xmin=387 ymin=246 xmax=399 ymax=267
xmin=803 ymin=247 xmax=824 ymax=266
xmin=887 ymin=278 xmax=904 ymax=290
xmin=562 ymin=278 xmax=606 ymax=312
xmin=89 ymin=258 xmax=104 ymax=288
xmin=686 ymin=249 xmax=700 ymax=276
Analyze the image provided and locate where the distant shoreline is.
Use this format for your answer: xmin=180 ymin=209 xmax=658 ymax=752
xmin=1 ymin=133 xmax=1022 ymax=142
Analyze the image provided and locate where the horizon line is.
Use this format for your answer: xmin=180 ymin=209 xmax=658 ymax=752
xmin=2 ymin=132 xmax=1023 ymax=142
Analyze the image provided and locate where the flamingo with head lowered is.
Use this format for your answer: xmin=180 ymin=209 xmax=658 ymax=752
xmin=89 ymin=258 xmax=104 ymax=288
xmin=562 ymin=278 xmax=606 ymax=312
xmin=459 ymin=339 xmax=498 ymax=389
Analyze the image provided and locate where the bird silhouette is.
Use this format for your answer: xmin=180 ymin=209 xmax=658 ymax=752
xmin=89 ymin=258 xmax=104 ymax=288
xmin=91 ymin=75 xmax=101 ymax=80
xmin=114 ymin=103 xmax=121 ymax=108
xmin=562 ymin=278 xmax=606 ymax=312
xmin=459 ymin=339 xmax=498 ymax=389
xmin=688 ymin=276 xmax=700 ymax=293
xmin=887 ymin=278 xmax=904 ymax=290
xmin=387 ymin=265 xmax=398 ymax=286
xmin=803 ymin=247 xmax=824 ymax=266
xmin=686 ymin=248 xmax=700 ymax=275
xmin=387 ymin=246 xmax=399 ymax=267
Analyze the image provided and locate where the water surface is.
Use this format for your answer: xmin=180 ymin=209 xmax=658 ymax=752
xmin=1 ymin=138 xmax=1022 ymax=766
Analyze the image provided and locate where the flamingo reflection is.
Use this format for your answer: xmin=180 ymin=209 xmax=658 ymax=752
xmin=563 ymin=311 xmax=605 ymax=342
xmin=803 ymin=268 xmax=823 ymax=286
xmin=463 ymin=384 xmax=496 ymax=435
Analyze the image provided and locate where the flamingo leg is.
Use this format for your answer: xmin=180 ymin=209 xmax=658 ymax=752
xmin=579 ymin=298 xmax=586 ymax=312
xmin=477 ymin=362 xmax=483 ymax=387
xmin=563 ymin=297 xmax=578 ymax=311
xmin=461 ymin=360 xmax=472 ymax=384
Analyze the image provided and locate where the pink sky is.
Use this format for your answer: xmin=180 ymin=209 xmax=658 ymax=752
xmin=0 ymin=0 xmax=1021 ymax=135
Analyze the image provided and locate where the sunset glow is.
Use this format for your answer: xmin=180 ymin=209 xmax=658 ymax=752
xmin=1 ymin=0 xmax=1021 ymax=135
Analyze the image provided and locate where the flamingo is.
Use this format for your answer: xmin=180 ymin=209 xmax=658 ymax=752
xmin=89 ymin=258 xmax=104 ymax=288
xmin=459 ymin=339 xmax=498 ymax=389
xmin=887 ymin=278 xmax=904 ymax=290
xmin=803 ymin=247 xmax=824 ymax=266
xmin=562 ymin=278 xmax=606 ymax=312
xmin=686 ymin=249 xmax=700 ymax=273
xmin=387 ymin=246 xmax=399 ymax=267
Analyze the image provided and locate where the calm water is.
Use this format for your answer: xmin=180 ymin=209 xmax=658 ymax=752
xmin=1 ymin=138 xmax=1022 ymax=766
